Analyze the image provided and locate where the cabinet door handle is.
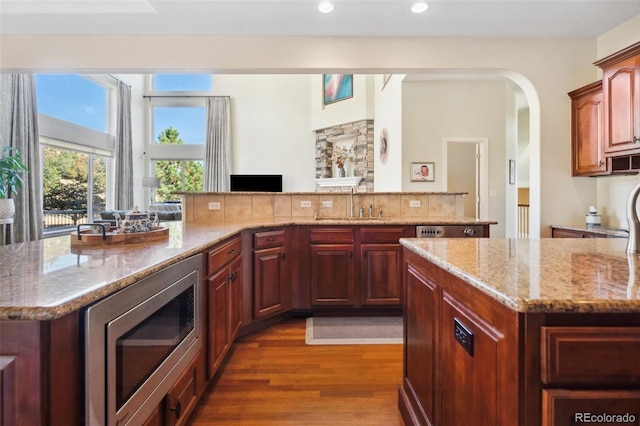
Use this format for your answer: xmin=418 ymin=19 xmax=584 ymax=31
xmin=281 ymin=253 xmax=286 ymax=261
xmin=598 ymin=160 xmax=604 ymax=167
xmin=634 ymin=136 xmax=640 ymax=144
xmin=170 ymin=399 xmax=182 ymax=419
xmin=229 ymin=271 xmax=237 ymax=282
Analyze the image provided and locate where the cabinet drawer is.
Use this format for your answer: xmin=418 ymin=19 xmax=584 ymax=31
xmin=541 ymin=326 xmax=640 ymax=386
xmin=254 ymin=229 xmax=286 ymax=249
xmin=207 ymin=237 xmax=242 ymax=275
xmin=542 ymin=389 xmax=640 ymax=426
xmin=310 ymin=228 xmax=354 ymax=244
xmin=166 ymin=354 xmax=200 ymax=426
xmin=360 ymin=227 xmax=407 ymax=243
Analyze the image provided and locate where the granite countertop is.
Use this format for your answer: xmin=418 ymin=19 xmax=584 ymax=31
xmin=400 ymin=237 xmax=640 ymax=314
xmin=550 ymin=224 xmax=629 ymax=238
xmin=0 ymin=217 xmax=492 ymax=321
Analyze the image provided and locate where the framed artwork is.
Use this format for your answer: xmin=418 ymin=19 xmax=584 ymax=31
xmin=323 ymin=74 xmax=353 ymax=105
xmin=509 ymin=159 xmax=516 ymax=185
xmin=411 ymin=162 xmax=434 ymax=182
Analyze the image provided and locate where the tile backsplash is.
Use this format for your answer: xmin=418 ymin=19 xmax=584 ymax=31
xmin=182 ymin=192 xmax=467 ymax=224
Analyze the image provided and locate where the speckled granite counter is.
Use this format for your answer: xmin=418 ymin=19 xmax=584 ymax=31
xmin=550 ymin=224 xmax=629 ymax=238
xmin=400 ymin=237 xmax=640 ymax=313
xmin=0 ymin=217 xmax=494 ymax=321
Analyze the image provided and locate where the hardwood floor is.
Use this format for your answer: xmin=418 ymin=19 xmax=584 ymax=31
xmin=188 ymin=318 xmax=404 ymax=425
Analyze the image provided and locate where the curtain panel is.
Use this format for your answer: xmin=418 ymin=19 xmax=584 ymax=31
xmin=114 ymin=81 xmax=134 ymax=209
xmin=0 ymin=74 xmax=43 ymax=243
xmin=204 ymin=97 xmax=231 ymax=192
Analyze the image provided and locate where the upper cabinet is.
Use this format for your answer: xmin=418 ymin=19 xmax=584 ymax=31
xmin=595 ymin=42 xmax=640 ymax=157
xmin=570 ymin=42 xmax=640 ymax=177
xmin=569 ymin=81 xmax=607 ymax=176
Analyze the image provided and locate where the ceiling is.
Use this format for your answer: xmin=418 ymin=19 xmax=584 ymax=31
xmin=0 ymin=0 xmax=638 ymax=38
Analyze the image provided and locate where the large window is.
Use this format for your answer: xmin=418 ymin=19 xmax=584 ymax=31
xmin=146 ymin=74 xmax=211 ymax=198
xmin=36 ymin=74 xmax=113 ymax=234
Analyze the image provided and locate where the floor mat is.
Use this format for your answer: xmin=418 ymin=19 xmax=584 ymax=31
xmin=305 ymin=316 xmax=403 ymax=345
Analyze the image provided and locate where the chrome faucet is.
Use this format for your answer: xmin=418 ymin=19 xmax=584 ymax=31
xmin=626 ymin=180 xmax=640 ymax=253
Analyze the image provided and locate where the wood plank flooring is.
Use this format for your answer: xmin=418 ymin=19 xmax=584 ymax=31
xmin=187 ymin=318 xmax=404 ymax=426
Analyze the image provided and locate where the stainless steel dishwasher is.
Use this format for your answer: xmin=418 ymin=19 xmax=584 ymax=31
xmin=416 ymin=225 xmax=486 ymax=238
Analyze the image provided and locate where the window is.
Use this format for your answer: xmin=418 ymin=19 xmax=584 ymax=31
xmin=36 ymin=74 xmax=113 ymax=235
xmin=146 ymin=74 xmax=211 ymax=196
xmin=153 ymin=160 xmax=204 ymax=202
xmin=36 ymin=74 xmax=108 ymax=132
xmin=153 ymin=107 xmax=205 ymax=145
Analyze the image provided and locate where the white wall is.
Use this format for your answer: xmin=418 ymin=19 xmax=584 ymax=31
xmin=0 ymin=34 xmax=620 ymax=236
xmin=401 ymin=80 xmax=509 ymax=237
xmin=212 ymin=74 xmax=316 ymax=192
xmin=373 ymin=74 xmax=404 ymax=191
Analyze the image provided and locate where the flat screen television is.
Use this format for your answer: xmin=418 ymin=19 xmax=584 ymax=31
xmin=230 ymin=174 xmax=283 ymax=192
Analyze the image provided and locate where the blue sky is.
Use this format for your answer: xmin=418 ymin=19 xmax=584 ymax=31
xmin=35 ymin=74 xmax=211 ymax=144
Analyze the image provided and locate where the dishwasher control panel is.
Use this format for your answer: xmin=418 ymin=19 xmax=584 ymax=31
xmin=416 ymin=225 xmax=485 ymax=238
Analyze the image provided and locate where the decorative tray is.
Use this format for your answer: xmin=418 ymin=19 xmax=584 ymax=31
xmin=70 ymin=225 xmax=169 ymax=247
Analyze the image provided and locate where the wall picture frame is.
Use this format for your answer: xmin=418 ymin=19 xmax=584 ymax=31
xmin=411 ymin=162 xmax=434 ymax=182
xmin=323 ymin=74 xmax=353 ymax=105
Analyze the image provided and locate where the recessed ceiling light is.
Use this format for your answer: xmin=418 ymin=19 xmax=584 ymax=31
xmin=318 ymin=1 xmax=335 ymax=14
xmin=411 ymin=2 xmax=429 ymax=14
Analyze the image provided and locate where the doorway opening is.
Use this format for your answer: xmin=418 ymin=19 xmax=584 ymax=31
xmin=442 ymin=137 xmax=489 ymax=220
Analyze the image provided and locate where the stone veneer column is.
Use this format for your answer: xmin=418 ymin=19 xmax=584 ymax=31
xmin=315 ymin=119 xmax=374 ymax=192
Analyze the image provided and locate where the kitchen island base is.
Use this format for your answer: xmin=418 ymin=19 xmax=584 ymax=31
xmin=398 ymin=248 xmax=640 ymax=426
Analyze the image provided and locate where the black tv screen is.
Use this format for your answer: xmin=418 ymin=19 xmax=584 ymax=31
xmin=230 ymin=174 xmax=283 ymax=192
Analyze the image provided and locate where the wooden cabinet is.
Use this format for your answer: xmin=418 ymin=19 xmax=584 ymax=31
xmin=253 ymin=228 xmax=289 ymax=319
xmin=540 ymin=326 xmax=640 ymax=425
xmin=569 ymin=81 xmax=607 ymax=176
xmin=399 ymin=249 xmax=518 ymax=426
xmin=360 ymin=227 xmax=412 ymax=305
xmin=309 ymin=227 xmax=357 ymax=306
xmin=595 ymin=41 xmax=640 ymax=156
xmin=205 ymin=237 xmax=242 ymax=378
xmin=165 ymin=352 xmax=204 ymax=426
xmin=309 ymin=226 xmax=412 ymax=308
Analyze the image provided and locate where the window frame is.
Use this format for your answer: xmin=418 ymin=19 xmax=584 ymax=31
xmin=144 ymin=75 xmax=211 ymax=194
xmin=36 ymin=74 xmax=116 ymax=237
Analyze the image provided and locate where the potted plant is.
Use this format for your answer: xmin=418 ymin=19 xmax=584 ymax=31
xmin=0 ymin=146 xmax=28 ymax=220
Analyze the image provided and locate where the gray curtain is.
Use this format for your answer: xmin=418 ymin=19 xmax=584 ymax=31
xmin=0 ymin=74 xmax=43 ymax=243
xmin=204 ymin=97 xmax=231 ymax=191
xmin=114 ymin=81 xmax=133 ymax=209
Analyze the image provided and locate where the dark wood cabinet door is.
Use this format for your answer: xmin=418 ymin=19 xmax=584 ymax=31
xmin=207 ymin=269 xmax=229 ymax=377
xmin=253 ymin=245 xmax=286 ymax=319
xmin=228 ymin=256 xmax=243 ymax=341
xmin=440 ymin=292 xmax=504 ymax=426
xmin=570 ymin=82 xmax=607 ymax=176
xmin=310 ymin=243 xmax=357 ymax=305
xmin=403 ymin=263 xmax=439 ymax=426
xmin=360 ymin=243 xmax=402 ymax=305
xmin=166 ymin=353 xmax=201 ymax=426
xmin=602 ymin=54 xmax=640 ymax=155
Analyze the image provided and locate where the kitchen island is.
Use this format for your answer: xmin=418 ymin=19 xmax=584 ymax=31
xmin=398 ymin=237 xmax=640 ymax=426
xmin=0 ymin=214 xmax=493 ymax=425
